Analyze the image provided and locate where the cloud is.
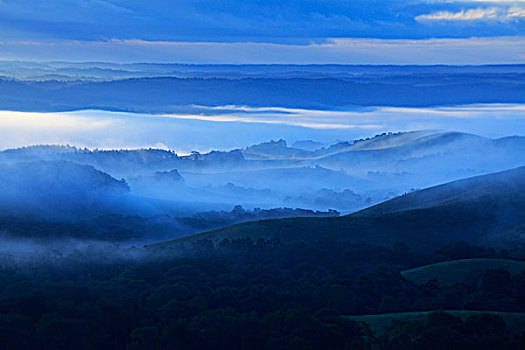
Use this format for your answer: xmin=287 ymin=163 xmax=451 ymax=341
xmin=0 ymin=0 xmax=524 ymax=44
xmin=416 ymin=6 xmax=525 ymax=22
xmin=463 ymin=0 xmax=525 ymax=2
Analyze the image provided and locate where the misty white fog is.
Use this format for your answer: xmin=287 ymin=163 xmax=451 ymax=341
xmin=1 ymin=104 xmax=525 ymax=153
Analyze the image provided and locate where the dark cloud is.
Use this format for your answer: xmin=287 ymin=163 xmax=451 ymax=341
xmin=0 ymin=0 xmax=523 ymax=43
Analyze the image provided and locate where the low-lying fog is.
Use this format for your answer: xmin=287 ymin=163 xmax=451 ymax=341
xmin=1 ymin=104 xmax=525 ymax=152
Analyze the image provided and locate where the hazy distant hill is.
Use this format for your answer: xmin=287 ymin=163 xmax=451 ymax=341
xmin=2 ymin=131 xmax=525 ymax=213
xmin=0 ymin=69 xmax=524 ymax=112
xmin=243 ymin=139 xmax=312 ymax=159
xmin=0 ymin=160 xmax=341 ymax=241
xmin=2 ymin=62 xmax=525 ymax=81
xmin=0 ymin=160 xmax=129 ymax=198
xmin=0 ymin=160 xmax=130 ymax=219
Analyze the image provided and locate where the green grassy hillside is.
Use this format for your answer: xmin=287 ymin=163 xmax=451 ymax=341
xmin=355 ymin=165 xmax=525 ymax=216
xmin=346 ymin=310 xmax=525 ymax=334
xmin=156 ymin=204 xmax=489 ymax=250
xmin=401 ymin=258 xmax=525 ymax=286
xmin=154 ymin=166 xmax=525 ymax=251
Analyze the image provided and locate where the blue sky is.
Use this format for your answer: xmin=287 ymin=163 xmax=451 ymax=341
xmin=0 ymin=0 xmax=524 ymax=63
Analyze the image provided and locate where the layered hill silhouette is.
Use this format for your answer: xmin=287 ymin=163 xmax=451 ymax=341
xmin=1 ymin=68 xmax=525 ymax=112
xmin=158 ymin=166 xmax=525 ymax=251
xmin=1 ymin=131 xmax=524 ymax=213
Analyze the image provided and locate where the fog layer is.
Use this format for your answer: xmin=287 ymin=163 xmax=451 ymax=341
xmin=1 ymin=105 xmax=525 ymax=153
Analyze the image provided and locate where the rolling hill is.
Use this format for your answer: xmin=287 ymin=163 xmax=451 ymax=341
xmin=155 ymin=166 xmax=525 ymax=251
xmin=401 ymin=259 xmax=525 ymax=286
xmin=0 ymin=160 xmax=130 ymax=217
xmin=345 ymin=311 xmax=525 ymax=334
xmin=355 ymin=164 xmax=525 ymax=216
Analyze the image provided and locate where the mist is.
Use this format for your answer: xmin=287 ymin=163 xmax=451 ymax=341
xmin=1 ymin=105 xmax=525 ymax=153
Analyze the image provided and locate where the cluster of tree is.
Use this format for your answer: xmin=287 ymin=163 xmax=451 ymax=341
xmin=180 ymin=206 xmax=339 ymax=231
xmin=1 ymin=239 xmax=525 ymax=349
xmin=378 ymin=311 xmax=523 ymax=349
xmin=284 ymin=189 xmax=372 ymax=211
xmin=0 ymin=205 xmax=340 ymax=243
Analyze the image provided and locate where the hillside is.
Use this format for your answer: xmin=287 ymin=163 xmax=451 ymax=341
xmin=356 ymin=165 xmax=525 ymax=216
xmin=156 ymin=166 xmax=525 ymax=251
xmin=0 ymin=160 xmax=130 ymax=206
xmin=0 ymin=160 xmax=132 ymax=220
xmin=402 ymin=259 xmax=525 ymax=286
xmin=0 ymin=160 xmax=130 ymax=196
xmin=345 ymin=311 xmax=525 ymax=334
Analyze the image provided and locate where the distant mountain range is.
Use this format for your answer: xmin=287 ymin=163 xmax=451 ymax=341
xmin=0 ymin=64 xmax=524 ymax=111
xmin=2 ymin=62 xmax=525 ymax=81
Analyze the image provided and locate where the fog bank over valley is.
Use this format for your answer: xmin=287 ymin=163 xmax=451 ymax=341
xmin=1 ymin=105 xmax=525 ymax=153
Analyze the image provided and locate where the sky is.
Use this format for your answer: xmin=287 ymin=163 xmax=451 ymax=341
xmin=0 ymin=0 xmax=523 ymax=64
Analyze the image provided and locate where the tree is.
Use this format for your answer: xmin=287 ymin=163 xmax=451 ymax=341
xmin=481 ymin=269 xmax=513 ymax=297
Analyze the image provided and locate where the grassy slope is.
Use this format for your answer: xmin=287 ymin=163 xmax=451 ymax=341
xmin=401 ymin=258 xmax=525 ymax=286
xmin=355 ymin=165 xmax=525 ymax=216
xmin=153 ymin=193 xmax=524 ymax=251
xmin=345 ymin=311 xmax=525 ymax=334
xmin=152 ymin=166 xmax=525 ymax=251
